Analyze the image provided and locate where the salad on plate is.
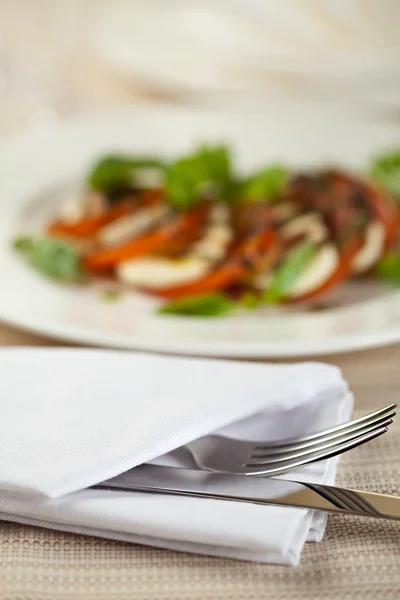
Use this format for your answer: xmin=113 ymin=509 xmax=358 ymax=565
xmin=12 ymin=144 xmax=400 ymax=317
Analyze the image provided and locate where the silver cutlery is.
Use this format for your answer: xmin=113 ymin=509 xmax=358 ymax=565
xmin=95 ymin=464 xmax=400 ymax=522
xmin=184 ymin=404 xmax=396 ymax=475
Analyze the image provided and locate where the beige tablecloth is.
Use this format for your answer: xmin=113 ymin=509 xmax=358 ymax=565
xmin=0 ymin=323 xmax=399 ymax=600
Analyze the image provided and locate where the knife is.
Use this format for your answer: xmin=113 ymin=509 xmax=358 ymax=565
xmin=94 ymin=464 xmax=400 ymax=521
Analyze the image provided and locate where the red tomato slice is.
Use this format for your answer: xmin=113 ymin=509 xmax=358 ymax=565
xmin=47 ymin=189 xmax=165 ymax=239
xmin=362 ymin=182 xmax=399 ymax=250
xmin=294 ymin=235 xmax=364 ymax=303
xmin=151 ymin=229 xmax=278 ymax=299
xmin=47 ymin=198 xmax=135 ymax=238
xmin=83 ymin=203 xmax=211 ymax=272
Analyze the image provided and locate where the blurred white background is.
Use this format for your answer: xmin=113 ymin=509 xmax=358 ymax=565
xmin=0 ymin=0 xmax=399 ymax=134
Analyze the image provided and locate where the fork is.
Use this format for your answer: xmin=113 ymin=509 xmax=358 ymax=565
xmin=185 ymin=404 xmax=396 ymax=476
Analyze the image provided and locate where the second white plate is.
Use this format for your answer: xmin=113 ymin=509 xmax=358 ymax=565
xmin=1 ymin=103 xmax=400 ymax=357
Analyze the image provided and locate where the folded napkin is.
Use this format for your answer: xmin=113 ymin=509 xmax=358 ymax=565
xmin=0 ymin=348 xmax=352 ymax=565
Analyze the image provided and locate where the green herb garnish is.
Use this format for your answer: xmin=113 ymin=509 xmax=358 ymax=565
xmin=369 ymin=148 xmax=400 ymax=200
xmin=88 ymin=155 xmax=165 ymax=193
xmin=159 ymin=292 xmax=235 ymax=317
xmin=264 ymin=241 xmax=316 ymax=303
xmin=377 ymin=252 xmax=400 ymax=284
xmin=13 ymin=235 xmax=35 ymax=254
xmin=165 ymin=144 xmax=233 ymax=210
xmin=238 ymin=291 xmax=260 ymax=309
xmin=100 ymin=289 xmax=123 ymax=302
xmin=13 ymin=236 xmax=85 ymax=283
xmin=243 ymin=165 xmax=289 ymax=202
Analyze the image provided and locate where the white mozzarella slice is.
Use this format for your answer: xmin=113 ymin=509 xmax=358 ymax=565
xmin=59 ymin=197 xmax=87 ymax=224
xmin=98 ymin=205 xmax=168 ymax=247
xmin=288 ymin=244 xmax=339 ymax=298
xmin=192 ymin=223 xmax=233 ymax=261
xmin=210 ymin=203 xmax=230 ymax=223
xmin=85 ymin=191 xmax=107 ymax=216
xmin=59 ymin=192 xmax=107 ymax=224
xmin=252 ymin=272 xmax=273 ymax=291
xmin=352 ymin=221 xmax=385 ymax=274
xmin=134 ymin=167 xmax=164 ymax=189
xmin=117 ymin=257 xmax=210 ymax=289
xmin=281 ymin=213 xmax=329 ymax=244
xmin=273 ymin=201 xmax=300 ymax=222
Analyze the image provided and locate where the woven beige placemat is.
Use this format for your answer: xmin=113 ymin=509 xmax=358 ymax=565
xmin=0 ymin=323 xmax=399 ymax=600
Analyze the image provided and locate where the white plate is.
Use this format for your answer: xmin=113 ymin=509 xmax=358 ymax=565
xmin=1 ymin=104 xmax=400 ymax=357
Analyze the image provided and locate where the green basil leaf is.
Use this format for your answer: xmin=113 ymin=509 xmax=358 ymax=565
xmin=100 ymin=289 xmax=123 ymax=302
xmin=377 ymin=252 xmax=400 ymax=284
xmin=264 ymin=241 xmax=316 ymax=303
xmin=13 ymin=236 xmax=85 ymax=283
xmin=165 ymin=144 xmax=234 ymax=210
xmin=31 ymin=239 xmax=85 ymax=282
xmin=88 ymin=155 xmax=165 ymax=192
xmin=12 ymin=235 xmax=35 ymax=254
xmin=369 ymin=148 xmax=400 ymax=199
xmin=158 ymin=293 xmax=235 ymax=317
xmin=238 ymin=291 xmax=261 ymax=309
xmin=243 ymin=165 xmax=289 ymax=202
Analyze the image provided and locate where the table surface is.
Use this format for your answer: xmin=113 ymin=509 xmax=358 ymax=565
xmin=0 ymin=322 xmax=399 ymax=600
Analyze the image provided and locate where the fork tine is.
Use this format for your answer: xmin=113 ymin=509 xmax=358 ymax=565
xmin=247 ymin=418 xmax=393 ymax=466
xmin=254 ymin=404 xmax=396 ymax=451
xmin=186 ymin=404 xmax=396 ymax=475
xmin=251 ymin=411 xmax=395 ymax=458
xmin=244 ymin=425 xmax=389 ymax=475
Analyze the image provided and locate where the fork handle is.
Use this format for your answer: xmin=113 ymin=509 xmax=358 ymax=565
xmin=95 ymin=465 xmax=400 ymax=521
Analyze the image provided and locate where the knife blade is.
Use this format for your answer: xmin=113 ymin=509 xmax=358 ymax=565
xmin=94 ymin=464 xmax=400 ymax=521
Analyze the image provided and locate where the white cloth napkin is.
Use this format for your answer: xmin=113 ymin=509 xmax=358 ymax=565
xmin=0 ymin=348 xmax=352 ymax=565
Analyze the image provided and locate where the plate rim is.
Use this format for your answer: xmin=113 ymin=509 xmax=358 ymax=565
xmin=2 ymin=307 xmax=400 ymax=358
